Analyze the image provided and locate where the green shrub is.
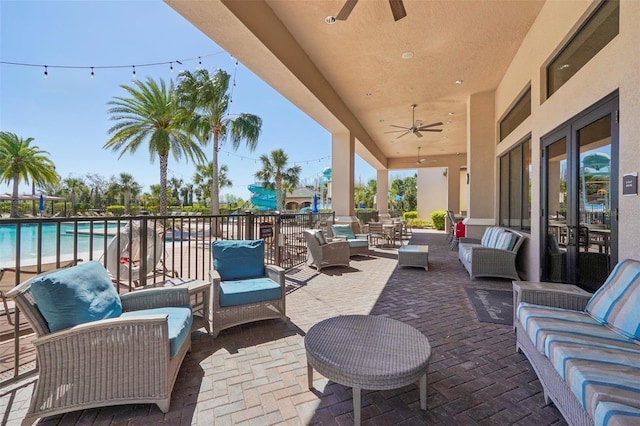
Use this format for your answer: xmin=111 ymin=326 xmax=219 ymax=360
xmin=107 ymin=205 xmax=125 ymax=216
xmin=408 ymin=218 xmax=430 ymax=229
xmin=403 ymin=211 xmax=418 ymax=220
xmin=431 ymin=210 xmax=446 ymax=230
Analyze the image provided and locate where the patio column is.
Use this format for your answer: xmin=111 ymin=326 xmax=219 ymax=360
xmin=465 ymin=90 xmax=496 ymax=238
xmin=376 ymin=169 xmax=390 ymax=220
xmin=331 ymin=132 xmax=355 ymax=220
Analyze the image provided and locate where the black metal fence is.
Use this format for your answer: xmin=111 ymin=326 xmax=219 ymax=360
xmin=0 ymin=211 xmax=334 ymax=384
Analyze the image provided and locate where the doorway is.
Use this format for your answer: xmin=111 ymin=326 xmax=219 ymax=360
xmin=541 ymin=93 xmax=618 ymax=291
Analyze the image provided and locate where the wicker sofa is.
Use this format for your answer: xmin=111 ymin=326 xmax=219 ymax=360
xmin=209 ymin=239 xmax=287 ymax=338
xmin=329 ymin=223 xmax=370 ymax=257
xmin=515 ymin=258 xmax=640 ymax=426
xmin=7 ymin=261 xmax=193 ymax=425
xmin=458 ymin=226 xmax=525 ymax=280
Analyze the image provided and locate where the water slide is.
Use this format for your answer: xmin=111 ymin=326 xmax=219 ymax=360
xmin=248 ymin=184 xmax=277 ymax=210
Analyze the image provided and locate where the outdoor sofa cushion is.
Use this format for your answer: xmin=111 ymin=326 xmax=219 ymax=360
xmin=586 ymin=259 xmax=640 ymax=340
xmin=120 ymin=306 xmax=193 ymax=357
xmin=331 ymin=224 xmax=356 ymax=239
xmin=307 ymin=229 xmax=328 ymax=245
xmin=219 ymin=277 xmax=282 ymax=307
xmin=30 ymin=260 xmax=122 ymax=332
xmin=212 ymin=239 xmax=264 ymax=280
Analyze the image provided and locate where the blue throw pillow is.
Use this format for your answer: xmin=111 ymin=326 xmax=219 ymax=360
xmin=212 ymin=239 xmax=265 ymax=281
xmin=30 ymin=261 xmax=122 ymax=333
xmin=332 ymin=224 xmax=356 ymax=240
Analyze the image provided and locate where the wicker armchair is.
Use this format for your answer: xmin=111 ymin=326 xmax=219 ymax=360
xmin=6 ymin=262 xmax=192 ymax=425
xmin=209 ymin=239 xmax=287 ymax=337
xmin=303 ymin=229 xmax=351 ymax=271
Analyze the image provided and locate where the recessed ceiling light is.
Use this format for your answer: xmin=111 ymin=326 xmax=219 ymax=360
xmin=448 ymin=112 xmax=455 ymax=115
xmin=325 ymin=16 xmax=336 ymax=24
xmin=454 ymin=79 xmax=463 ymax=85
xmin=401 ymin=51 xmax=414 ymax=59
xmin=365 ymin=92 xmax=372 ymax=97
xmin=379 ymin=119 xmax=385 ymax=122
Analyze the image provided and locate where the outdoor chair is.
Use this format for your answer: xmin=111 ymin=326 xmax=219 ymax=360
xmin=209 ymin=239 xmax=287 ymax=337
xmin=330 ymin=223 xmax=370 ymax=257
xmin=6 ymin=261 xmax=192 ymax=425
xmin=303 ymin=229 xmax=350 ymax=271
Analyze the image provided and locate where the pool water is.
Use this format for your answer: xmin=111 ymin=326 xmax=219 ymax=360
xmin=0 ymin=222 xmax=123 ymax=266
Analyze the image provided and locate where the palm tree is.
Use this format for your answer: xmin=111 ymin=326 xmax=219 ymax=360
xmin=114 ymin=172 xmax=141 ymax=214
xmin=104 ymin=77 xmax=206 ymax=215
xmin=168 ymin=177 xmax=183 ymax=206
xmin=62 ymin=177 xmax=87 ymax=216
xmin=175 ymin=68 xmax=262 ymax=215
xmin=254 ymin=149 xmax=301 ymax=211
xmin=193 ymin=162 xmax=232 ymax=207
xmin=0 ymin=132 xmax=59 ymax=218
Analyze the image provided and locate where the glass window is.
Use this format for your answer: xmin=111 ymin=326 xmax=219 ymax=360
xmin=547 ymin=0 xmax=619 ymax=97
xmin=499 ymin=137 xmax=532 ymax=230
xmin=499 ymin=87 xmax=531 ymax=141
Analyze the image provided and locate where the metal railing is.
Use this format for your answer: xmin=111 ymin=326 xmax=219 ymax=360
xmin=0 ymin=211 xmax=335 ymax=384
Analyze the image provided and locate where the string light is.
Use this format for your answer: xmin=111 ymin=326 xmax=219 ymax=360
xmin=1 ymin=52 xmax=225 ymax=79
xmin=90 ymin=67 xmax=95 ymax=79
xmin=218 ymin=148 xmax=331 ymax=166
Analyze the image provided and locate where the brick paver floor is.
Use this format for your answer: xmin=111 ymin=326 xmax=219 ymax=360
xmin=0 ymin=229 xmax=566 ymax=425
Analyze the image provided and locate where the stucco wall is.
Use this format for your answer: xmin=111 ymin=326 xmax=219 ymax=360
xmin=495 ymin=0 xmax=640 ymax=278
xmin=417 ymin=168 xmax=448 ymax=222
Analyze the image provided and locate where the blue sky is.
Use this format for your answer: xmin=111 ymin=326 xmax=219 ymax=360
xmin=0 ymin=0 xmax=380 ymax=201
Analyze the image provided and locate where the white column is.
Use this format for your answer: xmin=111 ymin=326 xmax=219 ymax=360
xmin=331 ymin=133 xmax=355 ymax=218
xmin=376 ymin=169 xmax=389 ymax=220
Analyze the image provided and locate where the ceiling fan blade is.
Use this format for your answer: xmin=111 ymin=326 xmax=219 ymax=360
xmin=422 ymin=129 xmax=443 ymax=133
xmin=413 ymin=131 xmax=423 ymax=138
xmin=389 ymin=0 xmax=407 ymax=21
xmin=384 ymin=129 xmax=410 ymax=134
xmin=336 ymin=0 xmax=358 ymax=20
xmin=388 ymin=124 xmax=411 ymax=130
xmin=395 ymin=131 xmax=410 ymax=139
xmin=417 ymin=121 xmax=443 ymax=130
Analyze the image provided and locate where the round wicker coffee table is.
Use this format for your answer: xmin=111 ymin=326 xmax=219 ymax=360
xmin=304 ymin=315 xmax=431 ymax=425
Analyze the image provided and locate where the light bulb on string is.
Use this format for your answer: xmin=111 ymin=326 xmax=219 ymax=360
xmin=170 ymin=62 xmax=173 ymax=73
xmin=43 ymin=65 xmax=48 ymax=78
xmin=198 ymin=57 xmax=202 ymax=69
xmin=90 ymin=67 xmax=94 ymax=79
xmin=132 ymin=65 xmax=136 ymax=79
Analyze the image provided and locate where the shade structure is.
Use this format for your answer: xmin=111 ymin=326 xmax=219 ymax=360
xmin=0 ymin=194 xmax=66 ymax=202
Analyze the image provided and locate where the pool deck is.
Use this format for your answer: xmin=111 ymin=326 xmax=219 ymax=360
xmin=0 ymin=229 xmax=566 ymax=425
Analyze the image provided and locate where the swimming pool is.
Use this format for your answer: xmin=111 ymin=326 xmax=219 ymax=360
xmin=0 ymin=222 xmax=123 ymax=267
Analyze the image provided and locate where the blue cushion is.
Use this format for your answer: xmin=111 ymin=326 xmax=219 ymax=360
xmin=495 ymin=232 xmax=516 ymax=251
xmin=220 ymin=277 xmax=281 ymax=307
xmin=332 ymin=224 xmax=356 ymax=240
xmin=30 ymin=261 xmax=122 ymax=332
xmin=586 ymin=259 xmax=640 ymax=340
xmin=212 ymin=240 xmax=265 ymax=281
xmin=120 ymin=306 xmax=192 ymax=357
xmin=348 ymin=239 xmax=369 ymax=248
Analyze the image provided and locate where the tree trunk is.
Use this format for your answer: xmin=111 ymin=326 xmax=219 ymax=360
xmin=210 ymin=130 xmax=220 ymax=216
xmin=10 ymin=173 xmax=19 ymax=218
xmin=159 ymin=154 xmax=169 ymax=215
xmin=276 ymin=176 xmax=283 ymax=211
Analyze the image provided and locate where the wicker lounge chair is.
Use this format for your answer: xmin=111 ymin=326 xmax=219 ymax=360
xmin=303 ymin=229 xmax=351 ymax=271
xmin=209 ymin=239 xmax=287 ymax=337
xmin=6 ymin=261 xmax=192 ymax=425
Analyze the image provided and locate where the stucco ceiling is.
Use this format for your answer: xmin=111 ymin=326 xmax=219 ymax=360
xmin=166 ymin=0 xmax=545 ymax=170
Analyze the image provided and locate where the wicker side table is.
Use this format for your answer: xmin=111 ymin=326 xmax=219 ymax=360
xmin=512 ymin=280 xmax=592 ymax=331
xmin=398 ymin=245 xmax=429 ymax=271
xmin=305 ymin=315 xmax=431 ymax=425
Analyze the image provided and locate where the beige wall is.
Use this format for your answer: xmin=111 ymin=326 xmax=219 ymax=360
xmin=494 ymin=0 xmax=640 ymax=278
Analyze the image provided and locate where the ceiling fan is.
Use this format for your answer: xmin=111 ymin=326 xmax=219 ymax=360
xmin=385 ymin=104 xmax=443 ymax=139
xmin=336 ymin=0 xmax=407 ymax=22
xmin=405 ymin=147 xmax=437 ymax=165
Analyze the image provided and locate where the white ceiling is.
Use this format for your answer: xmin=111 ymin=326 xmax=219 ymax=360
xmin=166 ymin=0 xmax=545 ymax=169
